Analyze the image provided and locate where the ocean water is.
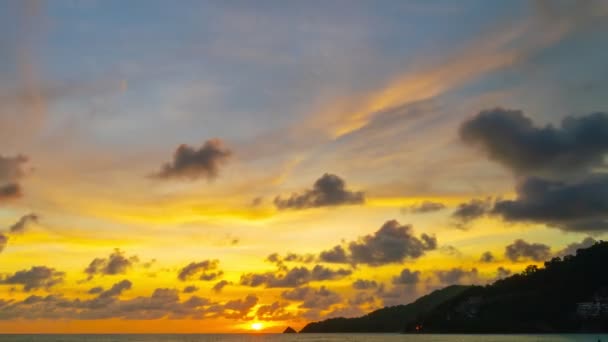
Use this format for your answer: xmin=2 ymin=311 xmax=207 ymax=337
xmin=0 ymin=335 xmax=607 ymax=342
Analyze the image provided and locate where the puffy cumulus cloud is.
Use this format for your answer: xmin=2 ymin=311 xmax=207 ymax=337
xmin=319 ymin=220 xmax=437 ymax=266
xmin=183 ymin=285 xmax=199 ymax=294
xmin=84 ymin=249 xmax=139 ymax=280
xmin=461 ymin=109 xmax=608 ymax=233
xmin=153 ymin=139 xmax=232 ymax=181
xmin=9 ymin=213 xmax=38 ymax=234
xmin=240 ymin=265 xmax=351 ymax=288
xmin=97 ymin=280 xmax=132 ymax=299
xmin=460 ymin=109 xmax=608 ymax=178
xmin=401 ymin=201 xmax=446 ymax=214
xmin=0 ymin=183 xmax=22 ymax=201
xmin=281 ymin=286 xmax=342 ymax=310
xmin=493 ymin=176 xmax=608 ymax=232
xmin=392 ymin=268 xmax=420 ymax=285
xmin=480 ymin=251 xmax=496 ymax=263
xmin=0 ymin=234 xmax=7 ymax=253
xmin=451 ymin=198 xmax=492 ymax=229
xmin=435 ymin=268 xmax=480 ymax=285
xmin=274 ymin=173 xmax=364 ymax=210
xmin=255 ymin=301 xmax=295 ymax=321
xmin=265 ymin=252 xmax=315 ymax=270
xmin=556 ymin=237 xmax=597 ymax=258
xmin=177 ymin=260 xmax=223 ymax=282
xmin=0 ymin=155 xmax=29 ymax=201
xmin=505 ymin=239 xmax=551 ymax=262
xmin=0 ymin=288 xmax=259 ymax=321
xmin=88 ymin=286 xmax=104 ymax=295
xmin=212 ymin=280 xmax=230 ymax=293
xmin=348 ymin=292 xmax=376 ymax=306
xmin=352 ymin=279 xmax=378 ymax=290
xmin=1 ymin=266 xmax=65 ymax=291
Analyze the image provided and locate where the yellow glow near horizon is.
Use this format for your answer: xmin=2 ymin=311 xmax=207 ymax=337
xmin=251 ymin=322 xmax=263 ymax=331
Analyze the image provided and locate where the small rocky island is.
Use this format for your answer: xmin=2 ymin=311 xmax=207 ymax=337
xmin=283 ymin=326 xmax=297 ymax=334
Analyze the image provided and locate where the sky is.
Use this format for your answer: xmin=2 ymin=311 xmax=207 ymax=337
xmin=0 ymin=0 xmax=607 ymax=333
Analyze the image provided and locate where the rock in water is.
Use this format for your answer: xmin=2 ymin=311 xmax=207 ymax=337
xmin=283 ymin=326 xmax=297 ymax=334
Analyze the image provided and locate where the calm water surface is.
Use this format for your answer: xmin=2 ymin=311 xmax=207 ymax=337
xmin=0 ymin=335 xmax=606 ymax=342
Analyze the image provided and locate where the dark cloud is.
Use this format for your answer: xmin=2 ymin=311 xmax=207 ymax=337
xmin=98 ymin=280 xmax=132 ymax=299
xmin=84 ymin=249 xmax=138 ymax=280
xmin=9 ymin=213 xmax=38 ymax=234
xmin=401 ymin=201 xmax=446 ymax=214
xmin=460 ymin=109 xmax=608 ymax=177
xmin=318 ymin=245 xmax=348 ymax=263
xmin=392 ymin=268 xmax=420 ymax=285
xmin=320 ymin=220 xmax=437 ymax=266
xmin=352 ymin=279 xmax=378 ymax=290
xmin=274 ymin=173 xmax=364 ymax=210
xmin=451 ymin=198 xmax=492 ymax=228
xmin=212 ymin=280 xmax=230 ymax=293
xmin=0 ymin=234 xmax=7 ymax=253
xmin=440 ymin=245 xmax=462 ymax=257
xmin=153 ymin=139 xmax=232 ymax=181
xmin=505 ymin=239 xmax=551 ymax=262
xmin=177 ymin=260 xmax=223 ymax=282
xmin=266 ymin=252 xmax=315 ymax=270
xmin=493 ymin=176 xmax=608 ymax=232
xmin=0 ymin=183 xmax=21 ymax=201
xmin=183 ymin=285 xmax=199 ymax=294
xmin=435 ymin=268 xmax=479 ymax=285
xmin=281 ymin=286 xmax=341 ymax=310
xmin=240 ymin=265 xmax=351 ymax=288
xmin=555 ymin=237 xmax=597 ymax=258
xmin=0 ymin=155 xmax=29 ymax=201
xmin=255 ymin=301 xmax=295 ymax=321
xmin=480 ymin=251 xmax=495 ymax=263
xmin=88 ymin=287 xmax=104 ymax=295
xmin=2 ymin=266 xmax=65 ymax=291
xmin=0 ymin=289 xmax=259 ymax=321
xmin=496 ymin=267 xmax=512 ymax=279
xmin=348 ymin=292 xmax=376 ymax=306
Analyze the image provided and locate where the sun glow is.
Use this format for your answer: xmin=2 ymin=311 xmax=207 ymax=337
xmin=251 ymin=322 xmax=263 ymax=331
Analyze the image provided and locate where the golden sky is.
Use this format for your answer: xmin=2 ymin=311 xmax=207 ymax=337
xmin=0 ymin=0 xmax=607 ymax=333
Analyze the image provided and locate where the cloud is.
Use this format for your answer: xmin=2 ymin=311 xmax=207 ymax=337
xmin=0 ymin=234 xmax=7 ymax=253
xmin=460 ymin=109 xmax=608 ymax=178
xmin=0 ymin=155 xmax=29 ymax=183
xmin=496 ymin=267 xmax=512 ymax=279
xmin=212 ymin=280 xmax=230 ymax=293
xmin=555 ymin=237 xmax=597 ymax=258
xmin=153 ymin=139 xmax=232 ymax=181
xmin=266 ymin=252 xmax=315 ymax=270
xmin=97 ymin=280 xmax=132 ymax=299
xmin=84 ymin=249 xmax=138 ymax=280
xmin=352 ymin=279 xmax=378 ymax=290
xmin=451 ymin=198 xmax=492 ymax=228
xmin=208 ymin=294 xmax=258 ymax=320
xmin=9 ymin=213 xmax=38 ymax=234
xmin=255 ymin=301 xmax=295 ymax=321
xmin=240 ymin=265 xmax=351 ymax=288
xmin=88 ymin=286 xmax=104 ymax=295
xmin=435 ymin=267 xmax=479 ymax=285
xmin=0 ymin=183 xmax=22 ymax=201
xmin=392 ymin=268 xmax=420 ymax=285
xmin=505 ymin=239 xmax=551 ymax=262
xmin=493 ymin=176 xmax=608 ymax=232
xmin=1 ymin=266 xmax=65 ymax=291
xmin=480 ymin=251 xmax=495 ymax=263
xmin=274 ymin=173 xmax=364 ymax=210
xmin=319 ymin=220 xmax=437 ymax=266
xmin=462 ymin=109 xmax=608 ymax=232
xmin=177 ymin=260 xmax=223 ymax=282
xmin=401 ymin=201 xmax=446 ymax=214
xmin=183 ymin=285 xmax=199 ymax=294
xmin=281 ymin=286 xmax=341 ymax=310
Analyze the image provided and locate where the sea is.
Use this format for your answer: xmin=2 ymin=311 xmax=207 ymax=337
xmin=0 ymin=335 xmax=606 ymax=342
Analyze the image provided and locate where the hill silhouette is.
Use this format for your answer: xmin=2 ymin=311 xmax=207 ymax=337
xmin=300 ymin=285 xmax=469 ymax=333
xmin=301 ymin=241 xmax=608 ymax=333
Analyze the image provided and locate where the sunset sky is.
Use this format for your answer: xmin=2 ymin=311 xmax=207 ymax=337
xmin=1 ymin=0 xmax=608 ymax=333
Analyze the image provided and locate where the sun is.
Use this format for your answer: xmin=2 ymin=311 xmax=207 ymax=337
xmin=251 ymin=322 xmax=263 ymax=331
